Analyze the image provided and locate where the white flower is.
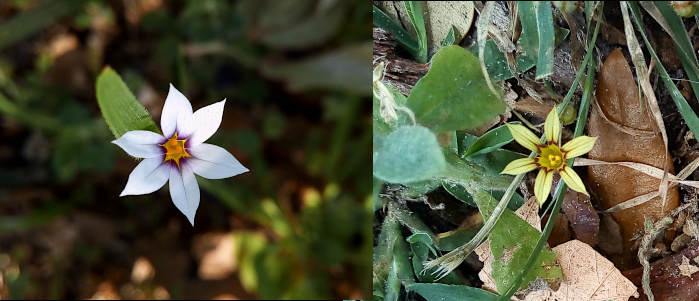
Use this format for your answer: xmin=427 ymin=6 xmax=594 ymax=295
xmin=112 ymin=84 xmax=249 ymax=226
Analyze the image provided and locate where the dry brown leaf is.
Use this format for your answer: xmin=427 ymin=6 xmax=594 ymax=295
xmin=522 ymin=240 xmax=639 ymax=301
xmin=561 ymin=191 xmax=599 ymax=247
xmin=587 ymin=48 xmax=679 ymax=270
xmin=678 ymin=255 xmax=699 ymax=278
xmin=514 ymin=97 xmax=555 ymax=120
xmin=623 ymin=239 xmax=699 ymax=299
xmin=517 ymin=196 xmax=542 ymax=232
xmin=192 ymin=232 xmax=237 ymax=280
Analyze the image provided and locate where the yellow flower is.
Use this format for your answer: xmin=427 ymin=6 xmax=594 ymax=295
xmin=501 ymin=107 xmax=597 ymax=206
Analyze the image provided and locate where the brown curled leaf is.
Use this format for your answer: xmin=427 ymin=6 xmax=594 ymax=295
xmin=587 ymin=48 xmax=679 ymax=270
xmin=622 ymin=239 xmax=699 ymax=301
xmin=561 ymin=191 xmax=600 ymax=247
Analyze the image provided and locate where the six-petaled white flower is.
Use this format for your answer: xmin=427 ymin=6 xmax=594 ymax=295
xmin=113 ymin=84 xmax=249 ymax=225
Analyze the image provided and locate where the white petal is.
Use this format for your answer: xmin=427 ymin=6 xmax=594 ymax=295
xmin=188 ymin=143 xmax=249 ymax=179
xmin=179 ymin=99 xmax=226 ymax=146
xmin=120 ymin=156 xmax=169 ymax=196
xmin=169 ymin=163 xmax=200 ymax=226
xmin=161 ymin=84 xmax=193 ymax=138
xmin=112 ymin=130 xmax=165 ymax=158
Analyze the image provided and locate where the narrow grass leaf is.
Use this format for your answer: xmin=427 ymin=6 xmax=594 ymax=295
xmin=373 ymin=5 xmax=419 ymax=52
xmin=407 ymin=283 xmax=498 ymax=301
xmin=642 ymin=1 xmax=699 ymax=101
xmin=628 ymin=2 xmax=699 ymax=141
xmin=404 ymin=1 xmax=428 ymax=62
xmin=463 ymin=122 xmax=516 ymax=158
xmin=534 ymin=1 xmax=555 ymax=79
xmin=498 ymin=4 xmax=604 ymax=299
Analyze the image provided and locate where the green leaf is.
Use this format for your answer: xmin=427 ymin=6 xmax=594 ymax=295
xmin=518 ymin=2 xmax=555 ymax=80
xmin=463 ymin=123 xmax=515 ymax=157
xmin=406 ymin=283 xmax=498 ymax=301
xmin=436 ymin=228 xmax=479 ymax=251
xmin=384 ymin=266 xmax=401 ymax=301
xmin=471 ymin=189 xmax=561 ymax=293
xmin=373 ymin=5 xmax=419 ymax=52
xmin=402 ymin=178 xmax=441 ymax=197
xmin=441 ymin=26 xmax=456 ymax=47
xmin=374 ymin=215 xmax=401 ymax=299
xmin=373 ymin=125 xmax=446 ymax=184
xmin=406 ymin=45 xmax=505 ymax=133
xmin=466 ymin=40 xmax=537 ymax=81
xmin=443 ymin=182 xmax=524 ymax=211
xmin=96 ymin=67 xmax=160 ymax=139
xmin=0 ymin=0 xmax=89 ymax=51
xmin=405 ymin=1 xmax=428 ymax=63
xmin=534 ymin=1 xmax=555 ymax=79
xmin=407 ymin=233 xmax=461 ymax=284
xmin=518 ymin=2 xmax=539 ymax=62
xmin=634 ymin=2 xmax=699 ymax=140
xmin=393 ymin=229 xmax=415 ymax=287
xmin=455 ymin=129 xmax=526 ymax=176
xmin=467 ymin=149 xmax=526 ymax=178
xmin=443 ymin=151 xmax=513 ymax=192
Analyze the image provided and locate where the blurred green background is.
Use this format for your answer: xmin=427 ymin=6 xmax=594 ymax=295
xmin=0 ymin=0 xmax=370 ymax=299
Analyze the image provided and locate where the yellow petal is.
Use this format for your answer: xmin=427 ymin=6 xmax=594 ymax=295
xmin=506 ymin=123 xmax=541 ymax=152
xmin=534 ymin=169 xmax=554 ymax=206
xmin=562 ymin=135 xmax=597 ymax=158
xmin=501 ymin=158 xmax=538 ymax=175
xmin=560 ymin=165 xmax=588 ymax=195
xmin=545 ymin=106 xmax=562 ymax=145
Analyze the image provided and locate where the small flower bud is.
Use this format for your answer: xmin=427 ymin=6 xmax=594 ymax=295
xmin=552 ymin=1 xmax=581 ymax=13
xmin=673 ymin=1 xmax=699 ymax=18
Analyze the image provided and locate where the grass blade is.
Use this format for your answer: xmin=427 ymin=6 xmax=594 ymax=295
xmin=404 ymin=1 xmax=428 ymax=63
xmin=373 ymin=5 xmax=419 ymax=53
xmin=628 ymin=2 xmax=699 ymax=140
xmin=640 ymin=2 xmax=699 ymax=110
xmin=0 ymin=0 xmax=89 ymax=51
xmin=497 ymin=4 xmax=603 ymax=298
xmin=534 ymin=2 xmax=555 ymax=79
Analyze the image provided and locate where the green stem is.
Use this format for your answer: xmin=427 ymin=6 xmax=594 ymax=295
xmin=497 ymin=4 xmax=602 ymax=299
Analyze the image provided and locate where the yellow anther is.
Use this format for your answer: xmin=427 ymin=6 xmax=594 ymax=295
xmin=160 ymin=132 xmax=191 ymax=168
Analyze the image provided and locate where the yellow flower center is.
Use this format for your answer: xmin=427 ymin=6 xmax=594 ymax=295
xmin=538 ymin=144 xmax=565 ymax=171
xmin=161 ymin=132 xmax=190 ymax=168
